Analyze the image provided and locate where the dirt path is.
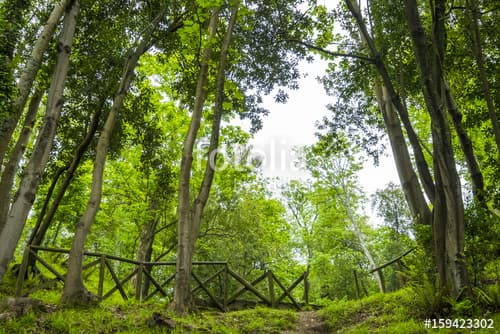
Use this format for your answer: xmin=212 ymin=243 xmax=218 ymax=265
xmin=282 ymin=311 xmax=329 ymax=334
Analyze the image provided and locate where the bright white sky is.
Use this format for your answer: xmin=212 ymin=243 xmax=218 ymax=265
xmin=236 ymin=58 xmax=399 ymax=225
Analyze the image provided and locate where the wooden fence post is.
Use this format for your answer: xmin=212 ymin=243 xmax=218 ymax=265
xmin=267 ymin=270 xmax=275 ymax=307
xmin=304 ymin=269 xmax=310 ymax=305
xmin=135 ymin=263 xmax=144 ymax=301
xmin=98 ymin=255 xmax=106 ymax=298
xmin=223 ymin=264 xmax=228 ymax=311
xmin=353 ymin=270 xmax=360 ymax=299
xmin=15 ymin=245 xmax=31 ymax=297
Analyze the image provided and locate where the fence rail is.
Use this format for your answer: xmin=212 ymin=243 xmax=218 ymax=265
xmin=16 ymin=245 xmax=307 ymax=311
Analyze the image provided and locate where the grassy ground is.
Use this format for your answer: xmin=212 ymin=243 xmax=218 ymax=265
xmin=1 ymin=284 xmax=500 ymax=333
xmin=0 ymin=291 xmax=297 ymax=333
xmin=319 ymin=287 xmax=500 ymax=333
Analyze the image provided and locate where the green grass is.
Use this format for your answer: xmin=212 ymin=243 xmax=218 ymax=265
xmin=2 ymin=284 xmax=500 ymax=333
xmin=0 ymin=290 xmax=297 ymax=334
xmin=319 ymin=287 xmax=500 ymax=333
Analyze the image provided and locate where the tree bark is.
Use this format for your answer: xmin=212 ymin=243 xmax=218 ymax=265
xmin=60 ymin=12 xmax=162 ymax=303
xmin=0 ymin=1 xmax=78 ymax=283
xmin=0 ymin=0 xmax=71 ymax=166
xmin=374 ymin=82 xmax=432 ymax=225
xmin=443 ymin=79 xmax=484 ymax=200
xmin=466 ymin=0 xmax=500 ymax=155
xmin=404 ymin=0 xmax=469 ymax=295
xmin=0 ymin=89 xmax=43 ymax=234
xmin=431 ymin=0 xmax=484 ymax=202
xmin=345 ymin=0 xmax=436 ymax=204
xmin=173 ymin=8 xmax=220 ymax=314
xmin=173 ymin=5 xmax=238 ymax=313
xmin=134 ymin=198 xmax=159 ymax=299
xmin=25 ymin=103 xmax=103 ymax=273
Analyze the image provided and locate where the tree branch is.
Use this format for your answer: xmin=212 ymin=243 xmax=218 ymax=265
xmin=288 ymin=39 xmax=375 ymax=63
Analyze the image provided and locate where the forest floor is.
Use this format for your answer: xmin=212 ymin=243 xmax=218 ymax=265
xmin=281 ymin=311 xmax=329 ymax=334
xmin=1 ymin=281 xmax=500 ymax=333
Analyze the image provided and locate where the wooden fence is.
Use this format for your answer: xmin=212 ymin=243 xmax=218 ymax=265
xmin=15 ymin=245 xmax=307 ymax=311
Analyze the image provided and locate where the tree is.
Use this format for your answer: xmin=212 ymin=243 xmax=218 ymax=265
xmin=0 ymin=0 xmax=79 ymax=282
xmin=300 ymin=141 xmax=385 ymax=293
xmin=281 ymin=180 xmax=318 ymax=302
xmin=60 ymin=8 xmax=172 ymax=303
xmin=372 ymin=182 xmax=413 ymax=237
xmin=173 ymin=3 xmax=238 ymax=313
xmin=0 ymin=0 xmax=71 ymax=168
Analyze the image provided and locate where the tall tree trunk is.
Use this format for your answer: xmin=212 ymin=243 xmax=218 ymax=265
xmin=404 ymin=0 xmax=469 ymax=295
xmin=0 ymin=0 xmax=70 ymax=166
xmin=345 ymin=0 xmax=436 ymax=204
xmin=172 ymin=5 xmax=238 ymax=313
xmin=61 ymin=14 xmax=161 ymax=303
xmin=0 ymin=89 xmax=43 ymax=234
xmin=431 ymin=0 xmax=484 ymax=202
xmin=443 ymin=79 xmax=485 ymax=200
xmin=374 ymin=82 xmax=432 ymax=225
xmin=25 ymin=104 xmax=103 ymax=272
xmin=0 ymin=1 xmax=78 ymax=283
xmin=466 ymin=0 xmax=500 ymax=155
xmin=339 ymin=188 xmax=385 ymax=293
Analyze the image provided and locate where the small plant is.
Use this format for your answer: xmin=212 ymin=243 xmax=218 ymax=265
xmin=474 ymin=285 xmax=500 ymax=310
xmin=410 ymin=275 xmax=450 ymax=318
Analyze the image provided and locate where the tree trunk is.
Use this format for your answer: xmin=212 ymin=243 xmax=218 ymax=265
xmin=340 ymin=191 xmax=385 ymax=293
xmin=0 ymin=0 xmax=70 ymax=166
xmin=61 ymin=15 xmax=159 ymax=303
xmin=173 ymin=8 xmax=220 ymax=313
xmin=431 ymin=0 xmax=484 ymax=202
xmin=25 ymin=104 xmax=103 ymax=272
xmin=374 ymin=82 xmax=431 ymax=225
xmin=345 ymin=0 xmax=436 ymax=204
xmin=0 ymin=89 xmax=43 ymax=234
xmin=0 ymin=1 xmax=78 ymax=283
xmin=404 ymin=0 xmax=469 ymax=296
xmin=134 ymin=198 xmax=159 ymax=299
xmin=172 ymin=5 xmax=238 ymax=313
xmin=443 ymin=79 xmax=484 ymax=201
xmin=0 ymin=0 xmax=31 ymax=156
xmin=466 ymin=0 xmax=500 ymax=155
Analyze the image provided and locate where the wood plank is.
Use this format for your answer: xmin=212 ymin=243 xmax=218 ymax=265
xmin=268 ymin=271 xmax=275 ymax=307
xmin=369 ymin=248 xmax=415 ymax=273
xmin=227 ymin=268 xmax=270 ymax=305
xmin=103 ymin=268 xmax=138 ymax=300
xmin=227 ymin=271 xmax=268 ymax=304
xmin=98 ymin=255 xmax=106 ymax=298
xmin=191 ymin=267 xmax=225 ymax=294
xmin=15 ymin=246 xmax=31 ymax=297
xmin=135 ymin=264 xmax=143 ymax=300
xmin=31 ymin=252 xmax=65 ymax=282
xmin=82 ymin=258 xmax=101 ymax=271
xmin=144 ymin=273 xmax=175 ymax=301
xmin=104 ymin=259 xmax=128 ymax=301
xmin=272 ymin=272 xmax=301 ymax=310
xmin=142 ymin=269 xmax=168 ymax=297
xmin=192 ymin=272 xmax=224 ymax=311
xmin=276 ymin=272 xmax=305 ymax=304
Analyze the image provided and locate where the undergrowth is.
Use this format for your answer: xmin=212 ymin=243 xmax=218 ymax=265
xmin=319 ymin=286 xmax=500 ymax=333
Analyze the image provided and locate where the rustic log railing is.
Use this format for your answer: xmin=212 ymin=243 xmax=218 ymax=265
xmin=15 ymin=245 xmax=307 ymax=311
